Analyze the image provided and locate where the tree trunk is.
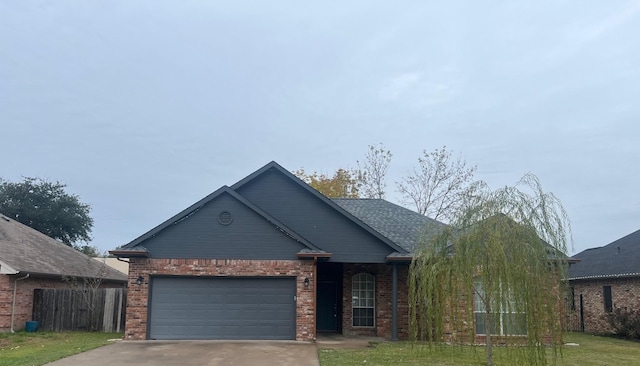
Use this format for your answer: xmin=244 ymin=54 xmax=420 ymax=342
xmin=485 ymin=303 xmax=493 ymax=366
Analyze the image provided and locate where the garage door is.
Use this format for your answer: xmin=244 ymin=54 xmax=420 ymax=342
xmin=149 ymin=277 xmax=296 ymax=340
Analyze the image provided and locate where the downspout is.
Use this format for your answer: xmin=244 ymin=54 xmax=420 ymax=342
xmin=313 ymin=257 xmax=318 ymax=341
xmin=11 ymin=273 xmax=30 ymax=333
xmin=391 ymin=263 xmax=398 ymax=341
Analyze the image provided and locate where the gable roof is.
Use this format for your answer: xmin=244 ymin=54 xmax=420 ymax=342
xmin=332 ymin=198 xmax=446 ymax=253
xmin=569 ymin=229 xmax=640 ymax=280
xmin=231 ymin=161 xmax=408 ymax=254
xmin=118 ymin=161 xmax=412 ymax=260
xmin=119 ymin=185 xmax=323 ymax=254
xmin=0 ymin=214 xmax=127 ymax=282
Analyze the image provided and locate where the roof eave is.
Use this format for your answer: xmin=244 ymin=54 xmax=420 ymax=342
xmin=568 ymin=272 xmax=640 ymax=281
xmin=297 ymin=252 xmax=333 ymax=259
xmin=386 ymin=254 xmax=413 ymax=263
xmin=3 ymin=270 xmax=127 ymax=283
xmin=109 ymin=249 xmax=149 ymax=258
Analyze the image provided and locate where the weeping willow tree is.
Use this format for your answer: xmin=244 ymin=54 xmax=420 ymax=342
xmin=409 ymin=174 xmax=572 ymax=366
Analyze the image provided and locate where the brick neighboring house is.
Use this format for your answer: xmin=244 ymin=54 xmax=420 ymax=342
xmin=568 ymin=229 xmax=640 ymax=333
xmin=0 ymin=214 xmax=128 ymax=332
xmin=112 ymin=161 xmax=446 ymax=341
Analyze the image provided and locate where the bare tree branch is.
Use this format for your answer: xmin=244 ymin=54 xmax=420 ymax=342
xmin=357 ymin=143 xmax=392 ymax=199
xmin=397 ymin=146 xmax=478 ymax=221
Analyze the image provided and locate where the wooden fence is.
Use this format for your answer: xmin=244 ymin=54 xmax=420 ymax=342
xmin=32 ymin=288 xmax=127 ymax=332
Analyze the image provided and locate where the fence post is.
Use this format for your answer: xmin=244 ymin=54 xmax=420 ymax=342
xmin=32 ymin=288 xmax=126 ymax=332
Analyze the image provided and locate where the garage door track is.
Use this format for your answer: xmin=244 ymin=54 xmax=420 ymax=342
xmin=45 ymin=340 xmax=319 ymax=366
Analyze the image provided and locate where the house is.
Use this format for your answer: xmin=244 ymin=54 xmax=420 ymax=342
xmin=111 ymin=161 xmax=445 ymax=341
xmin=94 ymin=257 xmax=129 ymax=274
xmin=568 ymin=229 xmax=640 ymax=333
xmin=0 ymin=214 xmax=128 ymax=332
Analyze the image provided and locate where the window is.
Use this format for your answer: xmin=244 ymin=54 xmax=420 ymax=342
xmin=603 ymin=286 xmax=613 ymax=313
xmin=569 ymin=287 xmax=576 ymax=311
xmin=352 ymin=273 xmax=374 ymax=327
xmin=474 ymin=281 xmax=526 ymax=336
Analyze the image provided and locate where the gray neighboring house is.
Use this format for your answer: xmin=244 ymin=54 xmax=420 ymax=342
xmin=112 ymin=161 xmax=446 ymax=341
xmin=0 ymin=214 xmax=127 ymax=332
xmin=568 ymin=229 xmax=640 ymax=333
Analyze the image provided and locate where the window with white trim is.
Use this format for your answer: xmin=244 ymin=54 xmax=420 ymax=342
xmin=474 ymin=280 xmax=526 ymax=336
xmin=352 ymin=273 xmax=375 ymax=327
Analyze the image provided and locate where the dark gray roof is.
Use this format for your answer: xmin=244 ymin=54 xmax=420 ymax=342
xmin=569 ymin=229 xmax=640 ymax=280
xmin=332 ymin=198 xmax=447 ymax=253
xmin=0 ymin=214 xmax=127 ymax=282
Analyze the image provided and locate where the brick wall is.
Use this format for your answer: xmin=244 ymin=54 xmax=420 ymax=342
xmin=125 ymin=258 xmax=315 ymax=341
xmin=0 ymin=274 xmax=122 ymax=332
xmin=341 ymin=263 xmax=409 ymax=339
xmin=570 ymin=277 xmax=640 ymax=333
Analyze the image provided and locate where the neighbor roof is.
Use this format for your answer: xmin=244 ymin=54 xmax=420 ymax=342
xmin=332 ymin=198 xmax=447 ymax=253
xmin=0 ymin=214 xmax=127 ymax=282
xmin=569 ymin=229 xmax=640 ymax=280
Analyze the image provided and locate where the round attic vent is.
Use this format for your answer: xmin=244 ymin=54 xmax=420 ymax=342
xmin=218 ymin=211 xmax=233 ymax=226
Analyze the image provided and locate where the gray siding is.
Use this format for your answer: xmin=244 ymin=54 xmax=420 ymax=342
xmin=141 ymin=192 xmax=305 ymax=259
xmin=235 ymin=169 xmax=394 ymax=263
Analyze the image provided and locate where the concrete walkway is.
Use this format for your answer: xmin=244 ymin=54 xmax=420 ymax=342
xmin=45 ymin=340 xmax=319 ymax=366
xmin=316 ymin=334 xmax=386 ymax=349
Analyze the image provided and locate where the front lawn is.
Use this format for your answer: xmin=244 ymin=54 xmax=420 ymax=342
xmin=318 ymin=332 xmax=640 ymax=365
xmin=0 ymin=331 xmax=121 ymax=366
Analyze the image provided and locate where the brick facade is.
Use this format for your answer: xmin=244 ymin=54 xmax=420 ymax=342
xmin=569 ymin=277 xmax=640 ymax=333
xmin=341 ymin=263 xmax=409 ymax=339
xmin=125 ymin=257 xmax=315 ymax=341
xmin=0 ymin=274 xmax=123 ymax=332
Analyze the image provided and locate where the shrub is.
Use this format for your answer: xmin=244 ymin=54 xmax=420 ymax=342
xmin=606 ymin=307 xmax=640 ymax=340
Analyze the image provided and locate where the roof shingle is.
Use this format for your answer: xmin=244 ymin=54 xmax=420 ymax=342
xmin=0 ymin=214 xmax=127 ymax=282
xmin=569 ymin=229 xmax=640 ymax=280
xmin=332 ymin=198 xmax=446 ymax=253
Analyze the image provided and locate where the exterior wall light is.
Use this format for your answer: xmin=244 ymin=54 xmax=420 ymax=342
xmin=303 ymin=278 xmax=310 ymax=287
xmin=136 ymin=276 xmax=144 ymax=285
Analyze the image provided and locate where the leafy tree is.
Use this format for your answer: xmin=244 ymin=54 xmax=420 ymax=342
xmin=293 ymin=168 xmax=360 ymax=198
xmin=397 ymin=146 xmax=478 ymax=221
xmin=357 ymin=143 xmax=392 ymax=199
xmin=409 ymin=174 xmax=571 ymax=366
xmin=0 ymin=177 xmax=93 ymax=246
xmin=78 ymin=244 xmax=102 ymax=257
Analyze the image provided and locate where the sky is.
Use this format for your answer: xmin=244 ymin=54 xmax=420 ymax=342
xmin=1 ymin=1 xmax=639 ymax=255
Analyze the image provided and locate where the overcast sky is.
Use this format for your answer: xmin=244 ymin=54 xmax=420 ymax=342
xmin=2 ymin=1 xmax=639 ymax=255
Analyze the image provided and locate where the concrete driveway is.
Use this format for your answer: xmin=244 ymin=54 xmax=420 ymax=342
xmin=45 ymin=340 xmax=319 ymax=366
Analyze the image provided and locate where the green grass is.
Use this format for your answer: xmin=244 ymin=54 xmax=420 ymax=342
xmin=318 ymin=332 xmax=640 ymax=365
xmin=0 ymin=331 xmax=121 ymax=366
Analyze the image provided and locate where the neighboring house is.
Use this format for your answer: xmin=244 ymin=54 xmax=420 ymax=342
xmin=112 ymin=161 xmax=445 ymax=341
xmin=94 ymin=257 xmax=129 ymax=275
xmin=0 ymin=214 xmax=128 ymax=332
xmin=568 ymin=229 xmax=640 ymax=333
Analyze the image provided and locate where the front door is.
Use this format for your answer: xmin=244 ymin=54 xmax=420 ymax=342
xmin=317 ymin=281 xmax=338 ymax=332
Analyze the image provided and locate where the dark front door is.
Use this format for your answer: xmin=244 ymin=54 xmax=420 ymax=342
xmin=317 ymin=281 xmax=338 ymax=332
